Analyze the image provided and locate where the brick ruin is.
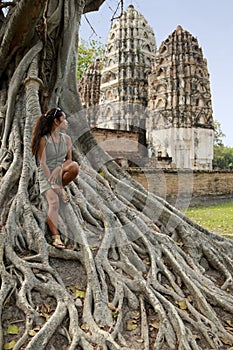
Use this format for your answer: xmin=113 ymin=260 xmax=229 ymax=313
xmin=79 ymin=5 xmax=214 ymax=170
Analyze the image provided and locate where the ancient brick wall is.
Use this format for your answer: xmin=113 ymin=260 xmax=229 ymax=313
xmin=93 ymin=129 xmax=140 ymax=153
xmin=128 ymin=169 xmax=233 ymax=208
xmin=92 ymin=128 xmax=148 ymax=166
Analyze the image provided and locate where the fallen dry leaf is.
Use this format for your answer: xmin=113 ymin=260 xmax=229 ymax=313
xmin=176 ymin=300 xmax=187 ymax=310
xmin=107 ymin=302 xmax=117 ymax=311
xmin=149 ymin=319 xmax=160 ymax=329
xmin=136 ymin=338 xmax=144 ymax=343
xmin=3 ymin=341 xmax=16 ymax=349
xmin=5 ymin=325 xmax=19 ymax=335
xmin=81 ymin=323 xmax=89 ymax=332
xmin=126 ymin=319 xmax=138 ymax=331
xmin=74 ymin=289 xmax=86 ymax=299
xmin=28 ymin=326 xmax=41 ymax=337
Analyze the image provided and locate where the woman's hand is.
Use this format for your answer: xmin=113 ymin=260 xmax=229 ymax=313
xmin=49 ymin=166 xmax=62 ymax=186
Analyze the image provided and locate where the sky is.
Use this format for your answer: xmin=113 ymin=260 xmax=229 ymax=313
xmin=80 ymin=0 xmax=233 ymax=147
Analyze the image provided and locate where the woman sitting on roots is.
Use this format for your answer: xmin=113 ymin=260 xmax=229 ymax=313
xmin=31 ymin=107 xmax=79 ymax=249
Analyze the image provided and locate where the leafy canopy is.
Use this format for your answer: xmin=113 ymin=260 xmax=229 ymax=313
xmin=213 ymin=145 xmax=233 ymax=169
xmin=77 ymin=38 xmax=104 ymax=80
xmin=213 ymin=119 xmax=225 ymax=147
xmin=213 ymin=119 xmax=233 ymax=169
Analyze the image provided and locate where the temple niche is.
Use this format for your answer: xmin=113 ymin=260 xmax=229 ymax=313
xmin=79 ymin=7 xmax=214 ymax=170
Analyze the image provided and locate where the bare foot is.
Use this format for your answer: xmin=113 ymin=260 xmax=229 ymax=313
xmin=52 ymin=234 xmax=65 ymax=249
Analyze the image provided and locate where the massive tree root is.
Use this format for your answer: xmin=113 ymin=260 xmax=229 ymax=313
xmin=0 ymin=150 xmax=233 ymax=350
xmin=0 ymin=1 xmax=233 ymax=349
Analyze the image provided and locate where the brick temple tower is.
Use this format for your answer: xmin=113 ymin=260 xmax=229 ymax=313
xmin=78 ymin=10 xmax=214 ymax=170
xmin=95 ymin=4 xmax=156 ymax=131
xmin=147 ymin=25 xmax=214 ymax=170
xmin=86 ymin=5 xmax=157 ymax=166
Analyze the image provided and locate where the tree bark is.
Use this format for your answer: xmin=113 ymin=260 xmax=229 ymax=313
xmin=0 ymin=1 xmax=232 ymax=349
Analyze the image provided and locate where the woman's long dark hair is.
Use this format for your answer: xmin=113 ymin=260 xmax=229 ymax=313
xmin=31 ymin=108 xmax=63 ymax=156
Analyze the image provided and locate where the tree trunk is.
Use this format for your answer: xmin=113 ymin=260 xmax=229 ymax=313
xmin=0 ymin=1 xmax=232 ymax=349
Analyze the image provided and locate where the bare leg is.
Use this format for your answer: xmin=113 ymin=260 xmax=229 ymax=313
xmin=45 ymin=188 xmax=65 ymax=249
xmin=50 ymin=161 xmax=79 ymax=203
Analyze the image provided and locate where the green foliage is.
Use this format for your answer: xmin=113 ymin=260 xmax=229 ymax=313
xmin=212 ymin=120 xmax=233 ymax=169
xmin=213 ymin=145 xmax=233 ymax=169
xmin=77 ymin=39 xmax=104 ymax=80
xmin=213 ymin=119 xmax=225 ymax=146
xmin=184 ymin=202 xmax=233 ymax=237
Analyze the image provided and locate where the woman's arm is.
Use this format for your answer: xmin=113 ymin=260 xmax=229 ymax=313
xmin=37 ymin=137 xmax=51 ymax=179
xmin=65 ymin=135 xmax=72 ymax=161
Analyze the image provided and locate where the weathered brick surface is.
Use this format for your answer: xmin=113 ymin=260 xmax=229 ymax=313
xmin=93 ymin=129 xmax=140 ymax=153
xmin=79 ymin=6 xmax=214 ymax=171
xmin=128 ymin=169 xmax=233 ymax=207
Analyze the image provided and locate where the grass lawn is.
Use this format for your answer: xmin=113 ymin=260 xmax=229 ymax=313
xmin=184 ymin=202 xmax=233 ymax=237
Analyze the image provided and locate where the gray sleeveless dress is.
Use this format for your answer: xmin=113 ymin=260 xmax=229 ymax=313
xmin=38 ymin=133 xmax=67 ymax=194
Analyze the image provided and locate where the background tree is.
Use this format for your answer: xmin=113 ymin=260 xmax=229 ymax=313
xmin=213 ymin=146 xmax=233 ymax=169
xmin=213 ymin=119 xmax=226 ymax=147
xmin=77 ymin=38 xmax=104 ymax=80
xmin=213 ymin=119 xmax=233 ymax=169
xmin=0 ymin=1 xmax=232 ymax=350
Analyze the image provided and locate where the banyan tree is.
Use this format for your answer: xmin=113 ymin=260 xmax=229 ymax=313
xmin=0 ymin=1 xmax=232 ymax=349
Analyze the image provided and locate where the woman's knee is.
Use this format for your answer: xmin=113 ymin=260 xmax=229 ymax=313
xmin=66 ymin=161 xmax=79 ymax=178
xmin=61 ymin=161 xmax=79 ymax=186
xmin=63 ymin=160 xmax=79 ymax=175
xmin=71 ymin=161 xmax=79 ymax=177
